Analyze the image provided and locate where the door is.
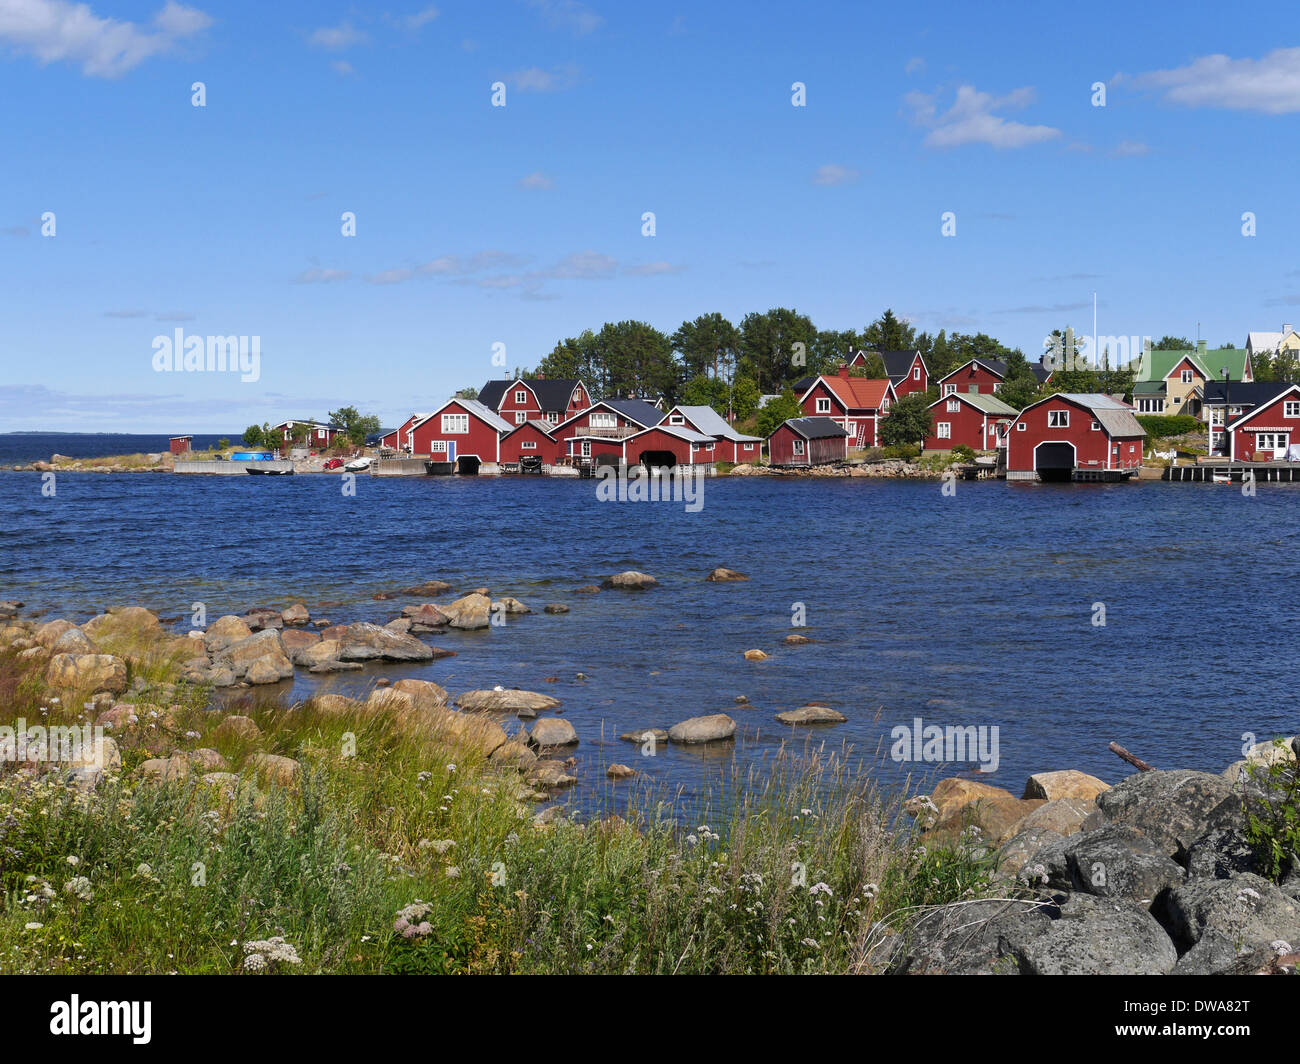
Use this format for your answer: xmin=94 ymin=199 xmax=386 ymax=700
xmin=447 ymin=441 xmax=456 ymax=463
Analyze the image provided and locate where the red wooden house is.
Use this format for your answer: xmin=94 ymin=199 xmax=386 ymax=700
xmin=1224 ymin=383 xmax=1300 ymax=461
xmin=622 ymin=424 xmax=718 ymax=467
xmin=660 ymin=405 xmax=763 ymax=463
xmin=271 ymin=420 xmax=343 ymax=448
xmin=477 ymin=376 xmax=592 ymax=427
xmin=925 ymin=392 xmax=1019 ymax=451
xmin=797 ymin=368 xmax=896 ymax=448
xmin=499 ymin=420 xmax=562 ymax=465
xmin=552 ymin=398 xmax=664 ymax=464
xmin=1006 ymin=394 xmax=1145 ymax=481
xmin=168 ymin=435 xmax=192 ymax=455
xmin=767 ymin=417 xmax=849 ymax=467
xmin=380 ymin=412 xmax=430 ymax=453
xmin=408 ymin=398 xmax=513 ymax=472
xmin=938 ymin=358 xmax=1053 ymax=397
xmin=847 ymin=349 xmax=930 ymax=398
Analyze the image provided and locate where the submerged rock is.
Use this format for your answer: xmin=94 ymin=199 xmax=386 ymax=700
xmin=668 ymin=714 xmax=735 ymax=744
xmin=602 ymin=571 xmax=657 ymax=590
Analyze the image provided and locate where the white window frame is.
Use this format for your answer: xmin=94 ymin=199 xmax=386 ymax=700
xmin=515 ymin=389 xmax=528 ymax=404
xmin=742 ymin=443 xmax=754 ymax=452
xmin=589 ymin=411 xmax=617 ymax=428
xmin=1048 ymin=410 xmax=1069 ymax=428
xmin=1016 ymin=423 xmax=1026 ymax=432
xmin=943 ymin=383 xmax=956 ymax=395
xmin=1091 ymin=420 xmax=1101 ymax=431
xmin=815 ymin=397 xmax=831 ymax=413
xmin=1180 ymin=370 xmax=1193 ymax=384
xmin=521 ymin=440 xmax=537 ymax=450
xmin=937 ymin=422 xmax=951 ymax=440
xmin=429 ymin=440 xmax=447 ymax=454
xmin=913 ymin=366 xmax=921 ymax=380
xmin=946 ymin=399 xmax=960 ymax=412
xmin=792 ymin=439 xmax=805 ymax=456
xmin=515 ymin=411 xmax=528 ymax=424
xmin=669 ymin=414 xmax=684 ymax=425
xmin=441 ymin=413 xmax=469 ymax=433
xmin=1286 ymin=401 xmax=1300 ymax=418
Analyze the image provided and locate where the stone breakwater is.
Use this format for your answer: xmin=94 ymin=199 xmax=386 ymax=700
xmin=889 ymin=757 xmax=1300 ymax=975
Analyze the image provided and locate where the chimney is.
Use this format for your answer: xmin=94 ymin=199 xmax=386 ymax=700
xmin=536 ymin=372 xmax=545 ymax=380
xmin=837 ymin=365 xmax=850 ymax=379
xmin=1196 ymin=339 xmax=1206 ymax=354
xmin=1285 ymin=324 xmax=1294 ymax=336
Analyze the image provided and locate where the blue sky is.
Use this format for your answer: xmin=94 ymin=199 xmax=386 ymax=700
xmin=1 ymin=0 xmax=1298 ymax=431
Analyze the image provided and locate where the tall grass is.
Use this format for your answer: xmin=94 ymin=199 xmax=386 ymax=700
xmin=0 ymin=632 xmax=994 ymax=974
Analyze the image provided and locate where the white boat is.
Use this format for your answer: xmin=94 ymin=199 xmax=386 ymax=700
xmin=344 ymin=456 xmax=372 ymax=472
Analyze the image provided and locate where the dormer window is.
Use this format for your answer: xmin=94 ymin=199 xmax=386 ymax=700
xmin=815 ymin=398 xmax=831 ymax=413
xmin=1180 ymin=370 xmax=1193 ymax=384
xmin=515 ymin=390 xmax=528 ymax=404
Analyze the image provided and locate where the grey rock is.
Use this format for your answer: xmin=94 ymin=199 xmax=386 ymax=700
xmin=1018 ymin=894 xmax=1177 ymax=975
xmin=1095 ymin=769 xmax=1240 ymax=859
xmin=1155 ymin=872 xmax=1300 ymax=953
xmin=1185 ymin=828 xmax=1259 ymax=880
xmin=668 ymin=713 xmax=736 ymax=744
xmin=892 ymin=898 xmax=1055 ymax=975
xmin=1066 ymin=825 xmax=1185 ymax=905
xmin=529 ymin=718 xmax=579 ymax=748
xmin=1172 ymin=928 xmax=1276 ymax=975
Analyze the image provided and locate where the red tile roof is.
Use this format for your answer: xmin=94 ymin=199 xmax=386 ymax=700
xmin=819 ymin=374 xmax=892 ymax=411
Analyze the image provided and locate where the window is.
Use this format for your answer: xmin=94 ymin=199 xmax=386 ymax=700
xmin=581 ymin=441 xmax=592 ymax=457
xmin=1016 ymin=423 xmax=1026 ymax=432
xmin=1286 ymin=401 xmax=1300 ymax=418
xmin=883 ymin=398 xmax=891 ymax=410
xmin=590 ymin=412 xmax=616 ymax=428
xmin=515 ymin=390 xmax=528 ymax=403
xmin=441 ymin=413 xmax=469 ymax=433
xmin=429 ymin=440 xmax=447 ymax=453
xmin=946 ymin=400 xmax=960 ymax=412
xmin=515 ymin=411 xmax=527 ymax=424
xmin=943 ymin=383 xmax=956 ymax=395
xmin=669 ymin=415 xmax=684 ymax=425
xmin=937 ymin=422 xmax=951 ymax=440
xmin=1091 ymin=420 xmax=1101 ymax=431
xmin=815 ymin=398 xmax=831 ymax=413
xmin=1048 ymin=410 xmax=1069 ymax=428
xmin=913 ymin=366 xmax=921 ymax=380
xmin=847 ymin=422 xmax=857 ymax=436
xmin=743 ymin=443 xmax=754 ymax=451
xmin=1256 ymin=432 xmax=1288 ymax=451
xmin=1180 ymin=369 xmax=1193 ymax=384
xmin=521 ymin=441 xmax=536 ymax=450
xmin=544 ymin=412 xmax=559 ymax=424
xmin=793 ymin=439 xmax=805 ymax=455
xmin=971 ymin=385 xmax=982 ymax=394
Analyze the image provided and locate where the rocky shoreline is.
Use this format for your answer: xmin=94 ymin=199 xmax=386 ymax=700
xmin=2 ymin=584 xmax=1296 ymax=975
xmin=891 ymin=757 xmax=1300 ymax=974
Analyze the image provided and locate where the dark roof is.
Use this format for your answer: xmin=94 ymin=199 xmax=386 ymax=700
xmin=1202 ymin=380 xmax=1295 ymax=406
xmin=781 ymin=416 xmax=849 ymax=440
xmin=1031 ymin=364 xmax=1053 ymax=383
xmin=602 ymin=397 xmax=664 ymax=427
xmin=478 ymin=377 xmax=585 ymax=413
xmin=942 ymin=358 xmax=1052 ymax=384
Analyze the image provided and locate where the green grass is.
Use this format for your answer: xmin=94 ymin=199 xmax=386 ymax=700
xmin=0 ymin=625 xmax=996 ymax=974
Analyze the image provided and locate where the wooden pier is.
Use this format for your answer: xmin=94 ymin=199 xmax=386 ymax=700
xmin=1164 ymin=462 xmax=1300 ymax=483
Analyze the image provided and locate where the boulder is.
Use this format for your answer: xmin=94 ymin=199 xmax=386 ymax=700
xmin=279 ymin=627 xmax=322 ymax=664
xmin=33 ymin=619 xmax=76 ymax=648
xmin=607 ymin=763 xmax=636 ymax=779
xmin=705 ymin=567 xmax=748 ymax=582
xmin=489 ymin=740 xmax=538 ymax=772
xmin=51 ymin=628 xmax=95 ymax=655
xmin=457 ymin=689 xmax=561 ymax=714
xmin=391 ymin=678 xmax=449 ymax=706
xmin=892 ymin=898 xmax=1054 ymax=975
xmin=1065 ymin=825 xmax=1186 ymax=904
xmin=309 ymin=693 xmax=364 ymax=718
xmin=185 ymin=748 xmax=229 ymax=772
xmin=136 ymin=756 xmax=191 ymax=782
xmin=62 ymin=735 xmax=122 ymax=791
xmin=1016 ymin=797 xmax=1095 ymax=837
xmin=441 ymin=593 xmax=492 ymax=631
xmin=247 ymin=753 xmax=300 ymax=787
xmin=1023 ymin=769 xmax=1110 ymax=802
xmin=242 ymin=607 xmax=283 ymax=632
xmin=529 ymin=718 xmax=579 ymax=748
xmin=1095 ymin=769 xmax=1241 ymax=859
xmin=544 ymin=604 xmax=570 ymax=614
xmin=996 ymin=827 xmax=1066 ymax=879
xmin=435 ymin=712 xmax=507 ymax=758
xmin=402 ymin=580 xmax=453 ymax=596
xmin=668 ymin=714 xmax=736 ymax=744
xmin=775 ymin=705 xmax=846 ymax=725
xmin=573 ymin=585 xmax=601 ymax=594
xmin=403 ymin=604 xmax=451 ymax=630
xmin=930 ymin=777 xmax=1018 ymax=820
xmin=1185 ymin=828 xmax=1260 ymax=880
xmin=620 ymin=728 xmax=668 ymax=746
xmin=1172 ymin=929 xmax=1278 ymax=975
xmin=331 ymin=622 xmax=435 ymax=662
xmin=1155 ymin=872 xmax=1300 ymax=953
xmin=602 ymin=571 xmax=657 ymax=590
xmin=528 ymin=760 xmax=577 ymax=789
xmin=1019 ymin=894 xmax=1178 ymax=975
xmin=214 ymin=629 xmax=293 ymax=684
xmin=45 ymin=653 xmax=127 ymax=694
xmin=203 ymin=615 xmax=254 ymax=653
xmin=743 ymin=649 xmax=769 ymax=661
xmin=213 ymin=715 xmax=262 ymax=743
xmin=493 ymin=597 xmax=530 ymax=615
xmin=928 ymin=794 xmax=1044 ymax=847
xmin=783 ymin=633 xmax=812 ymax=645
xmin=281 ymin=604 xmax=310 ymax=626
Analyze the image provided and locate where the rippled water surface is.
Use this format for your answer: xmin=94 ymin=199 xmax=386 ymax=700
xmin=0 ymin=452 xmax=1295 ymax=803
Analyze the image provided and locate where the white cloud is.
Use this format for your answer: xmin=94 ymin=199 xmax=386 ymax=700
xmin=391 ymin=5 xmax=439 ymax=31
xmin=506 ymin=63 xmax=580 ymax=92
xmin=527 ymin=0 xmax=602 ymax=36
xmin=905 ymin=84 xmax=1061 ymax=149
xmin=1128 ymin=48 xmax=1300 ymax=114
xmin=0 ymin=0 xmax=212 ymax=78
xmin=811 ymin=164 xmax=860 ymax=186
xmin=308 ymin=21 xmax=367 ymax=51
xmin=518 ymin=171 xmax=555 ymax=190
xmin=905 ymin=56 xmax=925 ymax=75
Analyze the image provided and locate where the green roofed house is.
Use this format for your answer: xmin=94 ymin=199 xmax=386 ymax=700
xmin=1131 ymin=341 xmax=1252 ymax=420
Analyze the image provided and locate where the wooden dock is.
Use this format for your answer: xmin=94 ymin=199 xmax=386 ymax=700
xmin=1164 ymin=462 xmax=1300 ymax=482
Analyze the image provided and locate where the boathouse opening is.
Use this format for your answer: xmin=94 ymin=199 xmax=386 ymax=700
xmin=1034 ymin=442 xmax=1075 ymax=483
xmin=455 ymin=456 xmax=481 ymax=475
xmin=637 ymin=450 xmax=677 ymax=469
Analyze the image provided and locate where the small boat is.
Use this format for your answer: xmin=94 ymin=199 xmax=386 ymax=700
xmin=245 ymin=465 xmax=294 ymax=476
xmin=1211 ymin=472 xmax=1231 ymax=484
xmin=344 ymin=456 xmax=372 ymax=472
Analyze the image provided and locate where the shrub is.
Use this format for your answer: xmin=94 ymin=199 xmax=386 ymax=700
xmin=881 ymin=443 xmax=920 ymax=461
xmin=1135 ymin=415 xmax=1200 ymax=439
xmin=1243 ymin=740 xmax=1300 ymax=882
